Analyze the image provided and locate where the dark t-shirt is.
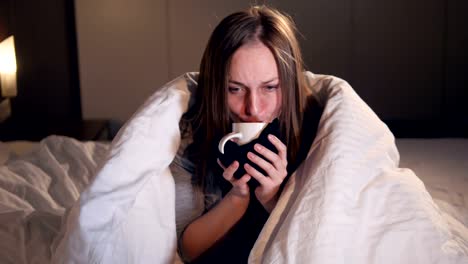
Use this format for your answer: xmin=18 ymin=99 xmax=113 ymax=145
xmin=190 ymin=95 xmax=323 ymax=264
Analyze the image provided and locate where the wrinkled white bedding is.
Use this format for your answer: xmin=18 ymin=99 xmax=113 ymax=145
xmin=53 ymin=72 xmax=467 ymax=264
xmin=0 ymin=136 xmax=109 ymax=264
xmin=1 ymin=72 xmax=467 ymax=264
xmin=248 ymin=73 xmax=468 ymax=263
xmin=0 ymin=136 xmax=466 ymax=263
xmin=0 ymin=141 xmax=38 ymax=165
xmin=396 ymin=138 xmax=468 ymax=255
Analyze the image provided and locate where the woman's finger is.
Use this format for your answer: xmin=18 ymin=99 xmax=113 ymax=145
xmin=253 ymin=143 xmax=284 ymax=169
xmin=233 ymin=174 xmax=251 ymax=186
xmin=217 ymin=158 xmax=226 ymax=170
xmin=244 ymin=163 xmax=270 ymax=186
xmin=268 ymin=134 xmax=287 ymax=162
xmin=246 ymin=151 xmax=277 ymax=179
xmin=222 ymin=161 xmax=239 ymax=182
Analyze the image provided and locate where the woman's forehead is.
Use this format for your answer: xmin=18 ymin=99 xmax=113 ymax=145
xmin=228 ymin=43 xmax=279 ymax=85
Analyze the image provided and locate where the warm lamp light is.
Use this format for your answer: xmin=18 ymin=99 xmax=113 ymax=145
xmin=0 ymin=35 xmax=17 ymax=122
xmin=0 ymin=35 xmax=17 ymax=97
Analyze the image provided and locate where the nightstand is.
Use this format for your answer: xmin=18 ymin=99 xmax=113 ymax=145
xmin=0 ymin=119 xmax=112 ymax=141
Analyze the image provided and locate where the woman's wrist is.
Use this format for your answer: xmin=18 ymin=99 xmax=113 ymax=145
xmin=225 ymin=189 xmax=250 ymax=210
xmin=258 ymin=191 xmax=279 ymax=213
xmin=181 ymin=188 xmax=249 ymax=261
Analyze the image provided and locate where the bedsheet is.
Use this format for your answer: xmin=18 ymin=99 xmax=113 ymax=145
xmin=0 ymin=136 xmax=466 ymax=263
xmin=397 ymin=139 xmax=468 ymax=240
xmin=2 ymin=74 xmax=466 ymax=263
xmin=0 ymin=141 xmax=39 ymax=165
xmin=52 ymin=72 xmax=467 ymax=264
xmin=0 ymin=136 xmax=109 ymax=264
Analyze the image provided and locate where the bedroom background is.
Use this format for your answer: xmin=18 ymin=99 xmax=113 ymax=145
xmin=0 ymin=1 xmax=467 ymax=263
xmin=0 ymin=0 xmax=467 ymax=139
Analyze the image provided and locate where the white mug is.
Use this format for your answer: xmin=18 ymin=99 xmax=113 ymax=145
xmin=218 ymin=122 xmax=267 ymax=154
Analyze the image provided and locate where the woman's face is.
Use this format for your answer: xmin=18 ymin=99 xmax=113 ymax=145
xmin=227 ymin=42 xmax=282 ymax=123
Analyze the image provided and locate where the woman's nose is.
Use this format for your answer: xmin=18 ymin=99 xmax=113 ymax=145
xmin=245 ymin=93 xmax=259 ymax=116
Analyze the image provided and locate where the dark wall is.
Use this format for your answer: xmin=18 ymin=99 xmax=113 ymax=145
xmin=5 ymin=0 xmax=81 ymax=122
xmin=271 ymin=0 xmax=468 ymax=136
xmin=2 ymin=0 xmax=467 ymax=137
xmin=0 ymin=0 xmax=11 ymax=42
xmin=446 ymin=0 xmax=468 ymax=123
xmin=350 ymin=0 xmax=444 ymax=120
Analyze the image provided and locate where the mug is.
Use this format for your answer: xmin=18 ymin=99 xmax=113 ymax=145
xmin=218 ymin=122 xmax=267 ymax=154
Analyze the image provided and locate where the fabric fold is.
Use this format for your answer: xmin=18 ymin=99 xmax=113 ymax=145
xmin=52 ymin=72 xmax=468 ymax=264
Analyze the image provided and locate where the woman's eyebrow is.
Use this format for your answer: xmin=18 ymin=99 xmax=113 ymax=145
xmin=228 ymin=77 xmax=278 ymax=87
xmin=228 ymin=80 xmax=247 ymax=88
xmin=261 ymin=77 xmax=278 ymax=84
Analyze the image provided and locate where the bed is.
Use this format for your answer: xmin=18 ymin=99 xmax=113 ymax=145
xmin=0 ymin=136 xmax=109 ymax=264
xmin=1 ymin=73 xmax=467 ymax=263
xmin=0 ymin=136 xmax=466 ymax=263
xmin=396 ymin=138 xmax=468 ymax=229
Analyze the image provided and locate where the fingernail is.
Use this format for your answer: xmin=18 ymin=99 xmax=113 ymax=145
xmin=268 ymin=134 xmax=274 ymax=140
xmin=247 ymin=152 xmax=255 ymax=159
xmin=254 ymin=144 xmax=262 ymax=151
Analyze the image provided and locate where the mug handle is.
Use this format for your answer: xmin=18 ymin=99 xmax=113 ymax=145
xmin=218 ymin=132 xmax=243 ymax=154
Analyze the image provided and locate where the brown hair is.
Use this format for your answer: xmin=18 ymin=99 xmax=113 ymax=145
xmin=184 ymin=5 xmax=308 ymax=191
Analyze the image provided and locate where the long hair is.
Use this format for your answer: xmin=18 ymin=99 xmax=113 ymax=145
xmin=184 ymin=5 xmax=308 ymax=192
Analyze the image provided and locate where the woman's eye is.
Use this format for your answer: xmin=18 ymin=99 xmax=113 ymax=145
xmin=265 ymin=85 xmax=279 ymax=91
xmin=228 ymin=87 xmax=242 ymax=93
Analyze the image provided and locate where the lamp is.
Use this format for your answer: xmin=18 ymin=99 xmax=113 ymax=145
xmin=0 ymin=35 xmax=17 ymax=122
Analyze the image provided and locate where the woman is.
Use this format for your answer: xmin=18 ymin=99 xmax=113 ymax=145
xmin=179 ymin=5 xmax=323 ymax=263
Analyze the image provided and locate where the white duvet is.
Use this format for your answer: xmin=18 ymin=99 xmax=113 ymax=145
xmin=249 ymin=73 xmax=468 ymax=263
xmin=0 ymin=137 xmax=109 ymax=264
xmin=52 ymin=72 xmax=468 ymax=263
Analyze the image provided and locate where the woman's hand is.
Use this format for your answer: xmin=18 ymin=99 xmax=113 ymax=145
xmin=244 ymin=134 xmax=288 ymax=212
xmin=217 ymin=159 xmax=251 ymax=203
